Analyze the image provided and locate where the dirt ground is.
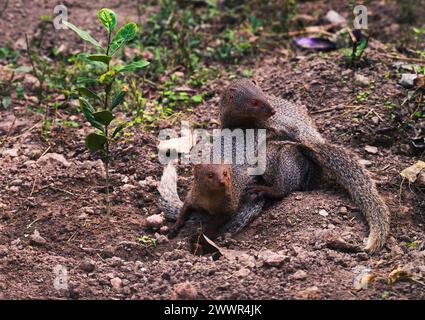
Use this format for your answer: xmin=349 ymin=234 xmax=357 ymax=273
xmin=0 ymin=0 xmax=424 ymax=300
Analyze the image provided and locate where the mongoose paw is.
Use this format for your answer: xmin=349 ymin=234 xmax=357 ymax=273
xmin=246 ymin=185 xmax=268 ymax=201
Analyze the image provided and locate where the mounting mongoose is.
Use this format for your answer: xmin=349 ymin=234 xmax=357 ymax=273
xmin=220 ymin=78 xmax=390 ymax=253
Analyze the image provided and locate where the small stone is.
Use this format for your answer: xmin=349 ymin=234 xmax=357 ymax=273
xmin=236 ymin=267 xmax=251 ymax=278
xmin=371 ymin=116 xmax=379 ymax=125
xmin=9 ymin=186 xmax=20 ymax=192
xmin=110 ymin=277 xmax=122 ymax=291
xmin=354 ymin=74 xmax=370 ymax=86
xmin=298 ymin=286 xmax=321 ymax=299
xmin=154 ymin=232 xmax=169 ymax=244
xmin=160 ymin=226 xmax=169 ymax=234
xmin=79 ymin=259 xmax=96 ymax=273
xmin=318 ymin=209 xmax=329 ymax=217
xmin=139 ymin=176 xmax=158 ymax=189
xmin=2 ymin=148 xmax=19 ymax=157
xmin=30 ymin=230 xmax=47 ymax=246
xmin=364 ymin=145 xmax=378 ymax=154
xmin=399 ymin=73 xmax=418 ymax=88
xmin=325 ymin=10 xmax=346 ymax=25
xmin=171 ymin=282 xmax=198 ymax=300
xmin=38 ymin=153 xmax=71 ymax=167
xmin=291 ymin=270 xmax=308 ymax=280
xmin=146 ymin=214 xmax=165 ymax=229
xmin=258 ymin=250 xmax=289 ymax=267
xmin=339 ymin=206 xmax=348 ymax=214
xmin=359 ymin=159 xmax=372 ymax=166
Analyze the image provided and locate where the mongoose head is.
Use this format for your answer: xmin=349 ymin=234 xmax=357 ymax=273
xmin=221 ymin=79 xmax=276 ymax=125
xmin=193 ymin=164 xmax=232 ymax=192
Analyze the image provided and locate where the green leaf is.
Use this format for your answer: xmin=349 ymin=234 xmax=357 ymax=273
xmin=112 ymin=123 xmax=126 ymax=138
xmin=354 ymin=38 xmax=368 ymax=59
xmin=98 ymin=8 xmax=117 ymax=32
xmin=98 ymin=70 xmax=115 ymax=85
xmin=87 ymin=54 xmax=111 ymax=65
xmin=93 ymin=110 xmax=114 ymax=126
xmin=111 ymin=90 xmax=127 ymax=110
xmin=77 ymin=87 xmax=101 ymax=101
xmin=63 ymin=20 xmax=102 ymax=50
xmin=192 ymin=95 xmax=202 ymax=103
xmin=79 ymin=98 xmax=104 ymax=132
xmin=14 ymin=66 xmax=32 ymax=73
xmin=109 ymin=22 xmax=137 ymax=55
xmin=116 ymin=60 xmax=150 ymax=73
xmin=85 ymin=133 xmax=107 ymax=151
xmin=2 ymin=96 xmax=11 ymax=109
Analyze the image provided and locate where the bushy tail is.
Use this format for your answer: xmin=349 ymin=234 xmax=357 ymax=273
xmin=157 ymin=162 xmax=183 ymax=220
xmin=303 ymin=142 xmax=390 ymax=253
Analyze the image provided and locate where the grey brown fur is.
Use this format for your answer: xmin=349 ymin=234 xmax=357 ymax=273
xmin=220 ymin=79 xmax=390 ymax=253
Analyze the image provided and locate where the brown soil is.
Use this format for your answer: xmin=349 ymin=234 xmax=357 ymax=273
xmin=0 ymin=0 xmax=424 ymax=300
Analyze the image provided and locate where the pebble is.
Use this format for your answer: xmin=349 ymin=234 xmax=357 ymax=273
xmin=171 ymin=282 xmax=198 ymax=300
xmin=38 ymin=153 xmax=71 ymax=167
xmin=318 ymin=209 xmax=329 ymax=217
xmin=110 ymin=277 xmax=122 ymax=291
xmin=146 ymin=214 xmax=165 ymax=229
xmin=291 ymin=270 xmax=308 ymax=280
xmin=30 ymin=230 xmax=47 ymax=246
xmin=79 ymin=259 xmax=96 ymax=273
xmin=258 ymin=250 xmax=289 ymax=267
xmin=364 ymin=145 xmax=378 ymax=154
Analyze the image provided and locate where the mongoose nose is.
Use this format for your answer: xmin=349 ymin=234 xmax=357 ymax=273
xmin=270 ymin=107 xmax=277 ymax=115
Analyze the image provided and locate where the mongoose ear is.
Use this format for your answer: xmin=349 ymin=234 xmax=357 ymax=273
xmin=251 ymin=79 xmax=258 ymax=86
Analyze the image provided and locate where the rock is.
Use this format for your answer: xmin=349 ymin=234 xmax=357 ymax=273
xmin=354 ymin=74 xmax=370 ymax=86
xmin=121 ymin=184 xmax=135 ymax=191
xmin=399 ymin=73 xmax=418 ymax=88
xmin=236 ymin=267 xmax=251 ymax=278
xmin=110 ymin=277 xmax=122 ymax=291
xmin=371 ymin=116 xmax=380 ymax=125
xmin=359 ymin=159 xmax=372 ymax=166
xmin=171 ymin=282 xmax=198 ymax=300
xmin=2 ymin=148 xmax=19 ymax=157
xmin=30 ymin=230 xmax=47 ymax=246
xmin=298 ymin=286 xmax=321 ymax=299
xmin=160 ymin=226 xmax=169 ymax=234
xmin=258 ymin=250 xmax=289 ymax=267
xmin=139 ymin=176 xmax=158 ymax=189
xmin=146 ymin=214 xmax=165 ymax=229
xmin=79 ymin=259 xmax=96 ymax=273
xmin=318 ymin=209 xmax=329 ymax=217
xmin=154 ymin=232 xmax=169 ymax=244
xmin=364 ymin=145 xmax=378 ymax=154
xmin=107 ymin=256 xmax=124 ymax=267
xmin=38 ymin=153 xmax=71 ymax=167
xmin=325 ymin=10 xmax=346 ymax=25
xmin=339 ymin=206 xmax=348 ymax=214
xmin=291 ymin=270 xmax=308 ymax=280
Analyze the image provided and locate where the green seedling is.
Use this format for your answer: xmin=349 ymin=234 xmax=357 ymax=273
xmin=64 ymin=8 xmax=149 ymax=218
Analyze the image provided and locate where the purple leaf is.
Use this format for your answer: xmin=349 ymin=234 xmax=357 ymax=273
xmin=293 ymin=37 xmax=336 ymax=51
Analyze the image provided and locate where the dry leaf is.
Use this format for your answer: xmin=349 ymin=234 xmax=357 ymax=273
xmin=400 ymin=161 xmax=425 ymax=184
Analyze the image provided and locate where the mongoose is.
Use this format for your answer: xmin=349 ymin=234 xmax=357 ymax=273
xmin=220 ymin=78 xmax=390 ymax=253
xmin=158 ymin=89 xmax=278 ymax=236
xmin=168 ymin=163 xmax=236 ymax=239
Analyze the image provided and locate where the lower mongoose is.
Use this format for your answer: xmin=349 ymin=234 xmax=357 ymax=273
xmin=168 ymin=163 xmax=236 ymax=239
xmin=220 ymin=78 xmax=390 ymax=253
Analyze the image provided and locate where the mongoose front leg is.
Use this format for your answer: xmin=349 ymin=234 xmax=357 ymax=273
xmin=168 ymin=202 xmax=195 ymax=239
xmin=246 ymin=184 xmax=287 ymax=201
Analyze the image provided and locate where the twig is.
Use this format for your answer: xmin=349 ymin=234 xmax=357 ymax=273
xmin=379 ymin=53 xmax=425 ymax=64
xmin=9 ymin=121 xmax=42 ymax=141
xmin=27 ymin=217 xmax=42 ymax=229
xmin=0 ymin=0 xmax=9 ymax=18
xmin=36 ymin=145 xmax=51 ymax=162
xmin=311 ymin=105 xmax=342 ymax=114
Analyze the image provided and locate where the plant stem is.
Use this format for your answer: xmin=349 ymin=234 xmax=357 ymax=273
xmin=104 ymin=126 xmax=110 ymax=219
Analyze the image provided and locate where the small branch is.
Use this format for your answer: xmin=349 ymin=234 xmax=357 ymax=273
xmin=379 ymin=53 xmax=425 ymax=64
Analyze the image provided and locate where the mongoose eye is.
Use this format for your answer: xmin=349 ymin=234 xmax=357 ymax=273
xmin=252 ymin=99 xmax=260 ymax=107
xmin=208 ymin=173 xmax=214 ymax=179
xmin=223 ymin=171 xmax=228 ymax=177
